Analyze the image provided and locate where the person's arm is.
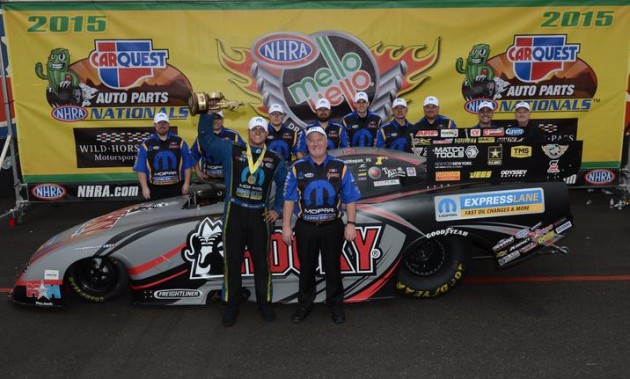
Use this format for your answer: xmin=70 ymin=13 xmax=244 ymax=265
xmin=339 ymin=124 xmax=350 ymax=148
xmin=344 ymin=202 xmax=357 ymax=241
xmin=375 ymin=126 xmax=386 ymax=148
xmin=296 ymin=128 xmax=308 ymax=156
xmin=281 ymin=168 xmax=298 ymax=245
xmin=197 ymin=113 xmax=232 ymax=162
xmin=293 ymin=130 xmax=306 ymax=159
xmin=137 ymin=172 xmax=150 ymax=200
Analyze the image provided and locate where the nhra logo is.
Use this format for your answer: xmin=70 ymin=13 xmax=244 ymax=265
xmin=51 ymin=105 xmax=88 ymax=122
xmin=252 ymin=33 xmax=319 ymax=68
xmin=584 ymin=169 xmax=615 ymax=185
xmin=89 ymin=40 xmax=169 ymax=89
xmin=507 ymin=35 xmax=580 ymax=83
xmin=31 ymin=183 xmax=67 ymax=201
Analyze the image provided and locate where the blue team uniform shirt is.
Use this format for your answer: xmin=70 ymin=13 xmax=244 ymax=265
xmin=133 ymin=132 xmax=193 ymax=184
xmin=191 ymin=127 xmax=243 ymax=177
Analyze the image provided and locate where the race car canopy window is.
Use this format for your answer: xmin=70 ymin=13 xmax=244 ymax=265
xmin=335 ymin=148 xmax=427 ymax=199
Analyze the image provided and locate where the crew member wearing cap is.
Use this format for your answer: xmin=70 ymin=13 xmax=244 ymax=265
xmin=189 ymin=111 xmax=243 ymax=180
xmin=265 ymin=103 xmax=305 ymax=161
xmin=133 ymin=112 xmax=193 ymax=200
xmin=282 ymin=126 xmax=361 ymax=324
xmin=197 ymin=111 xmax=287 ymax=327
xmin=471 ymin=100 xmax=499 ymax=129
xmin=300 ymin=98 xmax=349 ymax=151
xmin=415 ymin=96 xmax=457 ymax=129
xmin=511 ymin=101 xmax=546 ymax=142
xmin=375 ymin=98 xmax=418 ymax=152
xmin=342 ymin=92 xmax=382 ymax=147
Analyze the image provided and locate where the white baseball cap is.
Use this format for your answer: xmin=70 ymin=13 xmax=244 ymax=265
xmin=306 ymin=126 xmax=327 ymax=137
xmin=392 ymin=98 xmax=408 ymax=108
xmin=269 ymin=103 xmax=285 ymax=114
xmin=423 ymin=96 xmax=439 ymax=106
xmin=215 ymin=111 xmax=224 ymax=118
xmin=514 ymin=101 xmax=531 ymax=111
xmin=315 ymin=98 xmax=331 ymax=110
xmin=154 ymin=112 xmax=169 ymax=123
xmin=248 ymin=116 xmax=267 ymax=130
xmin=478 ymin=100 xmax=495 ymax=111
xmin=354 ymin=92 xmax=369 ymax=103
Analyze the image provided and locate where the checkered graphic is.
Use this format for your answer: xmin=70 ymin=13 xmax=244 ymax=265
xmin=96 ymin=132 xmax=152 ymax=143
xmin=537 ymin=124 xmax=558 ymax=134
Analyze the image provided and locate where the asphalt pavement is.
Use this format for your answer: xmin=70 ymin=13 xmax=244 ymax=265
xmin=0 ymin=189 xmax=629 ymax=378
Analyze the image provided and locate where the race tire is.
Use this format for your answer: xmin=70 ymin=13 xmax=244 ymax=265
xmin=396 ymin=237 xmax=470 ymax=299
xmin=67 ymin=257 xmax=128 ymax=303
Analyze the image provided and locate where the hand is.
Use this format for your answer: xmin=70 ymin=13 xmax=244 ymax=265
xmin=282 ymin=225 xmax=294 ymax=245
xmin=263 ymin=210 xmax=279 ymax=223
xmin=344 ymin=223 xmax=356 ymax=241
xmin=181 ymin=183 xmax=190 ymax=195
xmin=142 ymin=187 xmax=151 ymax=200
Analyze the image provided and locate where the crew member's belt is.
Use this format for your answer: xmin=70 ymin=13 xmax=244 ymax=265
xmin=300 ymin=218 xmax=340 ymax=226
xmin=229 ymin=198 xmax=265 ymax=209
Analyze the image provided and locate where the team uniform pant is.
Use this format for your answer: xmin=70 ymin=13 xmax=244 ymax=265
xmin=222 ymin=202 xmax=272 ymax=306
xmin=294 ymin=218 xmax=345 ymax=308
xmin=149 ymin=183 xmax=182 ymax=200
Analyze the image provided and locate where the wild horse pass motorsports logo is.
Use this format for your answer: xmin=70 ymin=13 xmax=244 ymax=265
xmin=219 ymin=31 xmax=439 ymax=127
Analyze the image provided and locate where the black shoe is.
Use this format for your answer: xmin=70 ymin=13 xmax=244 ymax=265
xmin=331 ymin=307 xmax=345 ymax=324
xmin=292 ymin=306 xmax=313 ymax=323
xmin=259 ymin=303 xmax=276 ymax=322
xmin=222 ymin=306 xmax=239 ymax=327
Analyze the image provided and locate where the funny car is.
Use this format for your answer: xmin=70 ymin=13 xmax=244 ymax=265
xmin=11 ymin=147 xmax=574 ymax=307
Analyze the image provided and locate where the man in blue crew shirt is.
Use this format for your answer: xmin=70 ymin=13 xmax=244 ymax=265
xmin=300 ymin=98 xmax=349 ymax=152
xmin=282 ymin=126 xmax=361 ymax=325
xmin=415 ymin=96 xmax=457 ymax=129
xmin=133 ymin=112 xmax=193 ymax=200
xmin=342 ymin=91 xmax=382 ymax=147
xmin=375 ymin=98 xmax=418 ymax=153
xmin=265 ymin=103 xmax=305 ymax=162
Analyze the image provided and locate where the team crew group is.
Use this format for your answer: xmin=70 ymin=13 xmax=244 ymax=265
xmin=132 ymin=92 xmax=538 ymax=327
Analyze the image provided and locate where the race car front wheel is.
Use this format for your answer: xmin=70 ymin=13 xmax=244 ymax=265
xmin=396 ymin=237 xmax=470 ymax=298
xmin=67 ymin=257 xmax=128 ymax=302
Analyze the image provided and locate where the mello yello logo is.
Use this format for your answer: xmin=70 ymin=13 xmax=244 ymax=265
xmin=220 ymin=31 xmax=439 ymax=127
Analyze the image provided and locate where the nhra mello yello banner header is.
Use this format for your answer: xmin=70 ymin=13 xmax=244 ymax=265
xmin=2 ymin=1 xmax=629 ymax=183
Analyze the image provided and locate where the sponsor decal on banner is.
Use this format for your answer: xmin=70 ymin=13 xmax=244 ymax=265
xmin=456 ymin=35 xmax=596 ymax=114
xmin=30 ymin=183 xmax=67 ymax=200
xmin=435 ymin=171 xmax=461 ymax=181
xmin=220 ymin=31 xmax=438 ymax=126
xmin=434 ymin=187 xmax=545 ymax=221
xmin=34 ymin=40 xmax=192 ymax=122
xmin=74 ymin=127 xmax=160 ymax=168
xmin=76 ymin=184 xmax=140 ymax=198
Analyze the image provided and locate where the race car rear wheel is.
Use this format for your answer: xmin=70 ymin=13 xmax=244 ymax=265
xmin=396 ymin=237 xmax=469 ymax=299
xmin=67 ymin=257 xmax=128 ymax=302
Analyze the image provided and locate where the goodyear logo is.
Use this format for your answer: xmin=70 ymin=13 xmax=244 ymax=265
xmin=51 ymin=105 xmax=88 ymax=122
xmin=89 ymin=40 xmax=169 ymax=89
xmin=507 ymin=35 xmax=580 ymax=82
xmin=511 ymin=146 xmax=532 ymax=158
xmin=252 ymin=33 xmax=319 ymax=68
xmin=31 ymin=183 xmax=67 ymax=201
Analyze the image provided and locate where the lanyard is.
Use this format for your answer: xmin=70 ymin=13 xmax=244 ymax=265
xmin=245 ymin=143 xmax=267 ymax=184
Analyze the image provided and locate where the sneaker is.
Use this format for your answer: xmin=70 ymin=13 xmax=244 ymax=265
xmin=259 ymin=303 xmax=276 ymax=322
xmin=292 ymin=305 xmax=313 ymax=323
xmin=331 ymin=307 xmax=345 ymax=324
xmin=222 ymin=305 xmax=239 ymax=327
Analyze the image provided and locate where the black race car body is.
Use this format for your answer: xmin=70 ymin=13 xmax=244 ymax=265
xmin=11 ymin=148 xmax=573 ymax=307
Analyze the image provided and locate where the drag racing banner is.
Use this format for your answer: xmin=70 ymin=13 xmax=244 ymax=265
xmin=2 ymin=1 xmax=629 ymax=201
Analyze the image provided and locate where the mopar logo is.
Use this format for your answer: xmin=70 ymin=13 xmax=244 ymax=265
xmin=252 ymin=33 xmax=319 ymax=68
xmin=31 ymin=183 xmax=67 ymax=201
xmin=51 ymin=106 xmax=88 ymax=122
xmin=437 ymin=198 xmax=457 ymax=214
xmin=154 ymin=289 xmax=203 ymax=299
xmin=584 ymin=169 xmax=615 ymax=185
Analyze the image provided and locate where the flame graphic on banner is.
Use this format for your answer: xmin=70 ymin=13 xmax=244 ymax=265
xmin=217 ymin=40 xmax=266 ymax=112
xmin=371 ymin=37 xmax=440 ymax=96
